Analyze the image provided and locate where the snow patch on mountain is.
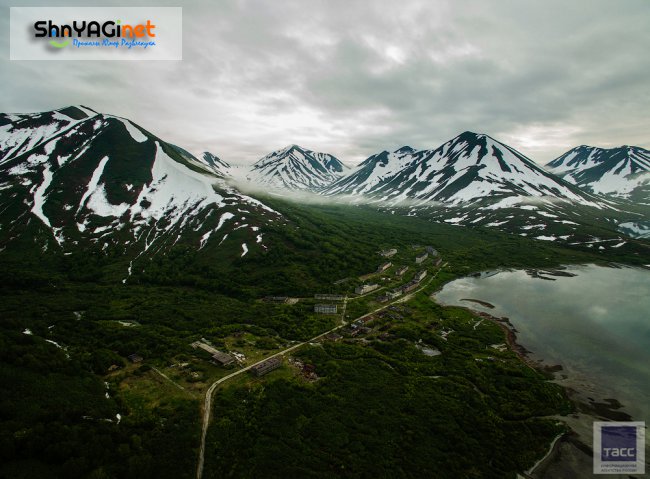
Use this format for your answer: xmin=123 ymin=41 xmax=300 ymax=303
xmin=31 ymin=165 xmax=54 ymax=227
xmin=112 ymin=117 xmax=148 ymax=143
xmin=618 ymin=221 xmax=650 ymax=239
xmin=78 ymin=156 xmax=109 ymax=213
xmin=199 ymin=212 xmax=235 ymax=249
xmin=87 ymin=185 xmax=131 ymax=218
xmin=130 ymin=142 xmax=225 ymax=227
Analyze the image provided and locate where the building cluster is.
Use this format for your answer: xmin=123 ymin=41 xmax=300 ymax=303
xmin=379 ymin=248 xmax=397 ymax=258
xmin=355 ymin=283 xmax=380 ymax=295
xmin=379 ymin=269 xmax=428 ymax=301
xmin=301 ymin=363 xmax=319 ymax=381
xmin=250 ymin=356 xmax=282 ymax=377
xmin=349 ymin=325 xmax=372 ymax=337
xmin=401 ymin=279 xmax=420 ymax=294
xmin=424 ymin=246 xmax=443 ymax=266
xmin=426 ymin=246 xmax=439 ymax=256
xmin=376 ymin=305 xmax=409 ymax=322
xmin=401 ymin=269 xmax=427 ymax=293
xmin=346 ymin=315 xmax=375 ymax=337
xmin=378 ymin=288 xmax=403 ymax=303
xmin=314 ymin=303 xmax=338 ymax=314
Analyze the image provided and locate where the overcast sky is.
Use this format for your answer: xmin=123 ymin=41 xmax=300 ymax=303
xmin=1 ymin=0 xmax=648 ymax=166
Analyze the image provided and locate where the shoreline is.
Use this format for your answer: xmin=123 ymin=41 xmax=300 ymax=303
xmin=469 ymin=307 xmax=633 ymax=422
xmin=431 ymin=298 xmax=637 ymax=478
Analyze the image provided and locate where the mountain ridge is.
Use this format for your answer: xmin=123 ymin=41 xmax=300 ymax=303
xmin=323 ymin=131 xmax=608 ymax=209
xmin=1 ymin=106 xmax=645 ymax=251
xmin=546 ymin=145 xmax=650 ymax=203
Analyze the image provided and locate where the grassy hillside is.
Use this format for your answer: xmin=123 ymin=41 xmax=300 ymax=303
xmin=1 ymin=200 xmax=648 ymax=478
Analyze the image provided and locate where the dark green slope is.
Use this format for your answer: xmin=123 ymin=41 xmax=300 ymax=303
xmin=1 ymin=196 xmax=648 ymax=479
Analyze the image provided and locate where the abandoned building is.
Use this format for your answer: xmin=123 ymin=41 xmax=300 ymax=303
xmin=376 ymin=262 xmax=393 ymax=273
xmin=314 ymin=294 xmax=345 ymax=301
xmin=355 ymin=283 xmax=380 ymax=295
xmin=314 ymin=303 xmax=338 ymax=314
xmin=264 ymin=296 xmax=289 ymax=303
xmin=211 ymin=351 xmax=235 ymax=366
xmin=386 ymin=289 xmax=403 ymax=300
xmin=415 ymin=252 xmax=428 ymax=264
xmin=127 ymin=353 xmax=143 ymax=363
xmin=425 ymin=246 xmax=439 ymax=256
xmin=396 ymin=266 xmax=409 ymax=276
xmin=401 ymin=280 xmax=419 ymax=294
xmin=251 ymin=356 xmax=282 ymax=376
xmin=414 ymin=270 xmax=428 ymax=282
xmin=379 ymin=248 xmax=397 ymax=258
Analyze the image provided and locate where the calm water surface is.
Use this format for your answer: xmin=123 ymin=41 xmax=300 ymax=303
xmin=434 ymin=264 xmax=650 ymax=421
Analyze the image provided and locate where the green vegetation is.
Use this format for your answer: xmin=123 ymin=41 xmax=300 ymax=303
xmin=203 ymin=292 xmax=571 ymax=479
xmin=1 ymin=199 xmax=647 ymax=478
xmin=0 ymin=329 xmax=199 ymax=479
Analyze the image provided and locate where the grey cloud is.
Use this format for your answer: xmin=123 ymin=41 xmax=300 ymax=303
xmin=0 ymin=0 xmax=648 ymax=165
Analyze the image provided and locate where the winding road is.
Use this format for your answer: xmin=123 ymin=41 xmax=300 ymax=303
xmin=195 ymin=265 xmax=445 ymax=479
xmin=194 ymin=314 xmax=348 ymax=479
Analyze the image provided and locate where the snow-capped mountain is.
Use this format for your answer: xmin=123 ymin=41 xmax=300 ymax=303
xmin=247 ymin=145 xmax=348 ymax=191
xmin=546 ymin=145 xmax=650 ymax=203
xmin=201 ymin=151 xmax=232 ymax=178
xmin=324 ymin=132 xmax=605 ymax=208
xmin=320 ymin=132 xmax=639 ymax=246
xmin=0 ymin=106 xmax=280 ymax=273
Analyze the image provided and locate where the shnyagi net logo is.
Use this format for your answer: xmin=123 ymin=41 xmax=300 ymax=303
xmin=35 ymin=19 xmax=158 ymax=50
xmin=10 ymin=7 xmax=182 ymax=61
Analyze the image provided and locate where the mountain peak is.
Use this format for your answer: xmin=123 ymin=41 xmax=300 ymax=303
xmin=56 ymin=105 xmax=99 ymax=120
xmin=248 ymin=145 xmax=347 ymax=191
xmin=547 ymin=143 xmax=650 ymax=198
xmin=200 ymin=152 xmax=231 ymax=177
xmin=456 ymin=130 xmax=487 ymax=140
xmin=280 ymin=144 xmax=302 ymax=153
xmin=395 ymin=146 xmax=416 ymax=154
